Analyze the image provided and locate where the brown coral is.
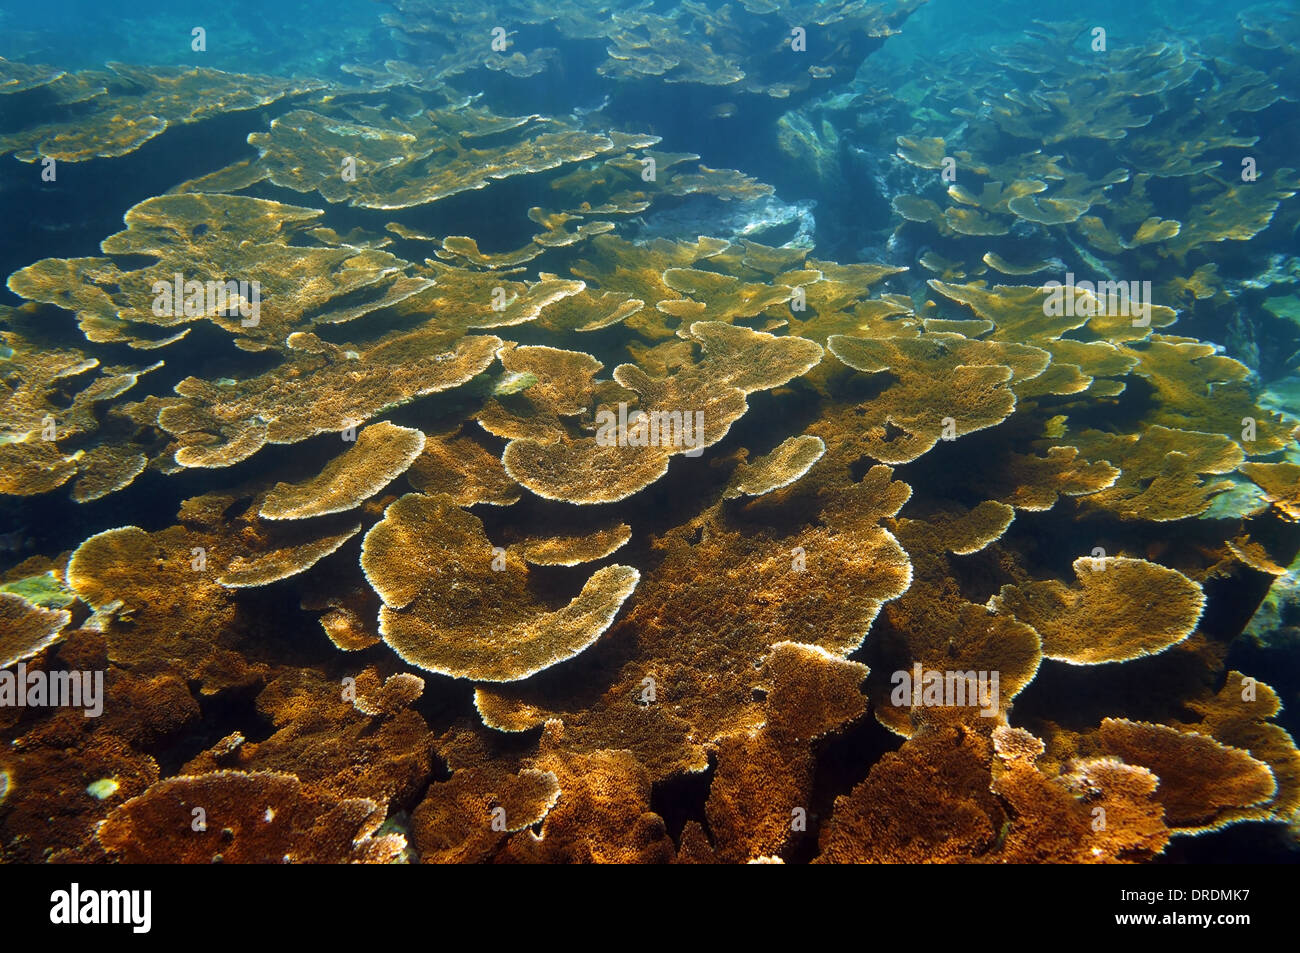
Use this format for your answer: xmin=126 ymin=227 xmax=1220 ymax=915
xmin=1094 ymin=719 xmax=1276 ymax=832
xmin=361 ymin=493 xmax=640 ymax=680
xmin=259 ymin=422 xmax=425 ymax=520
xmin=0 ymin=593 xmax=71 ymax=668
xmin=97 ymin=770 xmax=406 ymax=863
xmin=989 ymin=556 xmax=1205 ymax=664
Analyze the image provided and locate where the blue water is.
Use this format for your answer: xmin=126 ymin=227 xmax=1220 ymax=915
xmin=0 ymin=0 xmax=1267 ymax=75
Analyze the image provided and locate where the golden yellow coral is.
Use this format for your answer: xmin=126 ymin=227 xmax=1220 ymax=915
xmin=1162 ymin=264 xmax=1222 ymax=307
xmin=67 ymin=510 xmax=360 ymax=687
xmin=517 ymin=524 xmax=633 ymax=566
xmin=501 ymin=743 xmax=673 ymax=863
xmin=1164 ymin=169 xmax=1299 ymax=256
xmin=815 ymin=715 xmax=1001 ymax=863
xmin=66 ymin=525 xmax=250 ymax=691
xmin=0 ymin=63 xmax=322 ymax=163
xmin=970 ymin=446 xmax=1120 ymax=512
xmin=0 ymin=593 xmax=71 ymax=668
xmin=868 ymin=508 xmax=1040 ymax=736
xmin=0 ymin=56 xmax=68 ymax=96
xmin=761 ymin=642 xmax=870 ymax=743
xmin=661 ymin=164 xmax=774 ymax=202
xmin=406 ymin=432 xmax=521 ymax=506
xmin=248 ymin=106 xmax=624 ymax=210
xmin=503 ymin=438 xmax=676 ymax=505
xmin=477 ymin=343 xmax=605 ymax=441
xmin=724 ymin=435 xmax=825 ymax=499
xmin=407 ymin=261 xmax=584 ymax=331
xmin=260 ymin=422 xmax=425 ymax=520
xmin=1239 ymin=462 xmax=1300 ymax=520
xmin=1225 ymin=537 xmax=1288 ymax=575
xmin=1006 ymin=193 xmax=1091 ymax=225
xmin=496 ymin=324 xmax=821 ymax=505
xmin=918 ymin=250 xmax=979 ymax=282
xmin=360 ymin=493 xmax=640 ymax=681
xmin=685 ymin=321 xmax=824 ymax=392
xmin=476 ymin=465 xmax=913 ymax=778
xmin=891 ymin=194 xmax=945 ymax=226
xmin=162 ymin=331 xmax=501 ymax=469
xmin=570 ymin=234 xmax=730 ymax=340
xmin=304 ymin=587 xmax=379 ymax=655
xmin=0 ymin=313 xmax=162 ymax=499
xmin=1129 ymin=337 xmax=1292 ymax=450
xmin=528 ymin=207 xmax=615 ymax=247
xmin=5 ymin=14 xmax=1298 ymax=866
xmin=658 ymin=267 xmax=793 ymax=328
xmin=185 ymin=666 xmax=434 ymax=806
xmin=8 ymin=194 xmax=429 ymax=351
xmin=299 ymin=570 xmax=382 ymax=652
xmin=902 ymin=501 xmax=1017 ymax=556
xmin=533 ymin=288 xmax=645 ymax=334
xmin=1071 ymin=425 xmax=1242 ymax=521
xmin=732 ymin=240 xmax=810 ymax=276
xmin=0 ymin=440 xmax=77 ymax=498
xmin=989 ymin=556 xmax=1204 ymax=664
xmin=1181 ymin=673 xmax=1300 ymax=825
xmin=216 ymin=525 xmax=361 ymax=589
xmin=432 ymin=235 xmax=542 ymax=269
xmin=949 ymin=179 xmax=1047 ymax=215
xmin=982 ymin=251 xmax=1055 ymax=275
xmin=350 ymin=669 xmax=425 ymax=718
xmin=944 ymin=206 xmax=1011 ymax=236
xmin=68 ymin=446 xmax=150 ymax=504
xmin=826 ymin=332 xmax=1046 ymax=464
xmin=895 ymin=135 xmax=946 ymax=169
xmin=991 ymin=733 xmax=1170 ymax=862
xmin=922 ymin=314 xmax=993 ymax=336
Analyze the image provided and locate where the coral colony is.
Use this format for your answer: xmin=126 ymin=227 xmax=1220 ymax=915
xmin=1 ymin=0 xmax=1299 ymax=865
